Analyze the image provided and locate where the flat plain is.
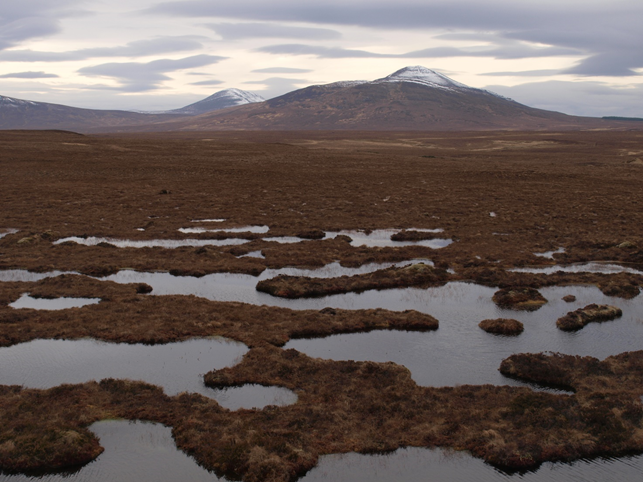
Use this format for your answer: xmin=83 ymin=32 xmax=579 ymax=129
xmin=1 ymin=129 xmax=643 ymax=481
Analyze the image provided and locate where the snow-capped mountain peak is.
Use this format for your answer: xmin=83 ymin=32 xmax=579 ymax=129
xmin=374 ymin=66 xmax=469 ymax=90
xmin=169 ymin=89 xmax=265 ymax=115
xmin=0 ymin=95 xmax=37 ymax=108
xmin=205 ymin=88 xmax=265 ymax=105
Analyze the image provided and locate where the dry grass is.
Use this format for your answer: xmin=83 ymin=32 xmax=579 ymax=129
xmin=479 ymin=318 xmax=524 ymax=336
xmin=256 ymin=263 xmax=449 ymax=298
xmin=556 ymin=304 xmax=623 ymax=331
xmin=2 ymin=348 xmax=642 ymax=481
xmin=492 ymin=287 xmax=548 ymax=311
xmin=2 ymin=130 xmax=643 ymax=480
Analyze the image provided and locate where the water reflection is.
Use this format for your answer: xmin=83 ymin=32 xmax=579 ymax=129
xmin=300 ymin=447 xmax=643 ymax=482
xmin=2 ymin=267 xmax=642 ymax=390
xmin=0 ymin=420 xmax=225 ymax=482
xmin=0 ymin=338 xmax=247 ymax=398
xmin=324 ymin=229 xmax=451 ymax=248
xmin=0 ymin=338 xmax=296 ymax=410
xmin=52 ymin=230 xmax=452 ymax=249
xmin=533 ymin=248 xmax=565 ymax=259
xmin=238 ymin=250 xmax=265 ymax=259
xmin=9 ymin=294 xmax=100 ymax=310
xmin=0 ymin=229 xmax=18 ymax=240
xmin=53 ymin=236 xmax=250 ymax=248
xmin=283 ymin=283 xmax=643 ymax=389
xmin=510 ymin=262 xmax=643 ymax=275
xmin=179 ymin=225 xmax=269 ymax=234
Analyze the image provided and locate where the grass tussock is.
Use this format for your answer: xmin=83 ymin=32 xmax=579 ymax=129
xmin=556 ymin=304 xmax=623 ymax=331
xmin=478 ymin=318 xmax=524 ymax=336
xmin=0 ymin=275 xmax=438 ymax=348
xmin=256 ymin=263 xmax=449 ymax=298
xmin=492 ymin=288 xmax=548 ymax=311
xmin=2 ymin=348 xmax=642 ymax=480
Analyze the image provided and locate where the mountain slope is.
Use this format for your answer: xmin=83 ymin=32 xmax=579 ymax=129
xmin=0 ymin=95 xmax=184 ymax=131
xmin=135 ymin=66 xmax=623 ymax=132
xmin=169 ymin=89 xmax=264 ymax=115
xmin=0 ymin=88 xmax=264 ymax=131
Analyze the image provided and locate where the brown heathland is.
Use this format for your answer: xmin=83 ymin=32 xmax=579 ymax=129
xmin=1 ymin=130 xmax=643 ymax=480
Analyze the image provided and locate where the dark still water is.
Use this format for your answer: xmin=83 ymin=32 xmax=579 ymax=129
xmin=0 ymin=338 xmax=296 ymax=410
xmin=0 ymin=420 xmax=224 ymax=482
xmin=1 ymin=267 xmax=642 ymax=480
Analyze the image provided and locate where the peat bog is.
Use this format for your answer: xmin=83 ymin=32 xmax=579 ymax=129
xmin=1 ymin=130 xmax=643 ymax=481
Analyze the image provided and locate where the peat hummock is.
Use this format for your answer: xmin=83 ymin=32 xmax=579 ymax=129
xmin=492 ymin=287 xmax=548 ymax=311
xmin=556 ymin=304 xmax=623 ymax=331
xmin=256 ymin=263 xmax=449 ymax=298
xmin=478 ymin=318 xmax=524 ymax=336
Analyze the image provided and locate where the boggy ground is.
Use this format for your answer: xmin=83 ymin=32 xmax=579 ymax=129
xmin=256 ymin=262 xmax=449 ymax=298
xmin=2 ymin=130 xmax=643 ymax=479
xmin=2 ymin=129 xmax=643 ymax=275
xmin=1 ymin=349 xmax=642 ymax=481
xmin=0 ymin=275 xmax=437 ymax=348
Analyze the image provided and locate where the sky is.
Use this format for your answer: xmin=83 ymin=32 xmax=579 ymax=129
xmin=1 ymin=0 xmax=642 ymax=116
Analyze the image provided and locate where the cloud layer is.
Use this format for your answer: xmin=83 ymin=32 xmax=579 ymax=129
xmin=78 ymin=54 xmax=227 ymax=92
xmin=0 ymin=0 xmax=641 ymax=114
xmin=149 ymin=0 xmax=643 ymax=77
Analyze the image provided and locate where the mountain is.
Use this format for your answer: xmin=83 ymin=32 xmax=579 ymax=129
xmin=0 ymin=88 xmax=264 ymax=131
xmin=133 ymin=66 xmax=628 ymax=132
xmin=169 ymin=89 xmax=265 ymax=115
xmin=0 ymin=95 xmax=184 ymax=131
xmin=2 ymin=67 xmax=637 ymax=132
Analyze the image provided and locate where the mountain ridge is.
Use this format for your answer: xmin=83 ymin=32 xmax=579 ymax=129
xmin=1 ymin=67 xmax=639 ymax=132
xmin=132 ymin=66 xmax=620 ymax=132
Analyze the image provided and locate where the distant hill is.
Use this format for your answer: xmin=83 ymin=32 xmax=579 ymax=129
xmin=130 ymin=66 xmax=634 ymax=132
xmin=0 ymin=88 xmax=264 ymax=131
xmin=2 ymin=67 xmax=638 ymax=132
xmin=602 ymin=116 xmax=643 ymax=122
xmin=168 ymin=89 xmax=264 ymax=115
xmin=0 ymin=95 xmax=180 ymax=131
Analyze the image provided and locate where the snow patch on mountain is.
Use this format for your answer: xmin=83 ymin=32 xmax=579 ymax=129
xmin=324 ymin=80 xmax=369 ymax=89
xmin=374 ymin=66 xmax=470 ymax=91
xmin=0 ymin=95 xmax=37 ymax=108
xmin=170 ymin=89 xmax=265 ymax=115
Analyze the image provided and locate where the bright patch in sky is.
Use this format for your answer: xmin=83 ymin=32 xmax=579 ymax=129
xmin=0 ymin=0 xmax=641 ymax=116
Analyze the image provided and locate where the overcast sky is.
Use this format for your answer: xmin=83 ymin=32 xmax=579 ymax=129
xmin=1 ymin=0 xmax=642 ymax=116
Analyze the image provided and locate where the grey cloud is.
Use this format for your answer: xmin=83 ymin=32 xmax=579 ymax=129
xmin=147 ymin=1 xmax=552 ymax=30
xmin=190 ymin=80 xmax=224 ymax=86
xmin=257 ymin=43 xmax=579 ymax=60
xmin=0 ymin=16 xmax=61 ymax=50
xmin=204 ymin=22 xmax=340 ymax=40
xmin=1 ymin=1 xmax=86 ymax=50
xmin=485 ymin=80 xmax=643 ymax=117
xmin=565 ymin=53 xmax=642 ymax=77
xmin=78 ymin=55 xmax=227 ymax=92
xmin=481 ymin=70 xmax=562 ymax=77
xmin=252 ymin=67 xmax=312 ymax=73
xmin=78 ymin=37 xmax=207 ymax=58
xmin=256 ymin=44 xmax=389 ymax=58
xmin=0 ymin=36 xmax=207 ymax=63
xmin=243 ymin=76 xmax=309 ymax=100
xmin=0 ymin=71 xmax=59 ymax=79
xmin=404 ymin=45 xmax=579 ymax=59
xmin=148 ymin=1 xmax=643 ymax=77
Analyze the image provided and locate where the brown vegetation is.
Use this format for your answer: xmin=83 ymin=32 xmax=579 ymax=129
xmin=0 ymin=275 xmax=438 ymax=348
xmin=556 ymin=304 xmax=623 ymax=331
xmin=256 ymin=263 xmax=449 ymax=298
xmin=390 ymin=230 xmax=441 ymax=241
xmin=2 ymin=130 xmax=643 ymax=479
xmin=478 ymin=318 xmax=524 ymax=336
xmin=2 ymin=349 xmax=643 ymax=481
xmin=492 ymin=287 xmax=548 ymax=311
